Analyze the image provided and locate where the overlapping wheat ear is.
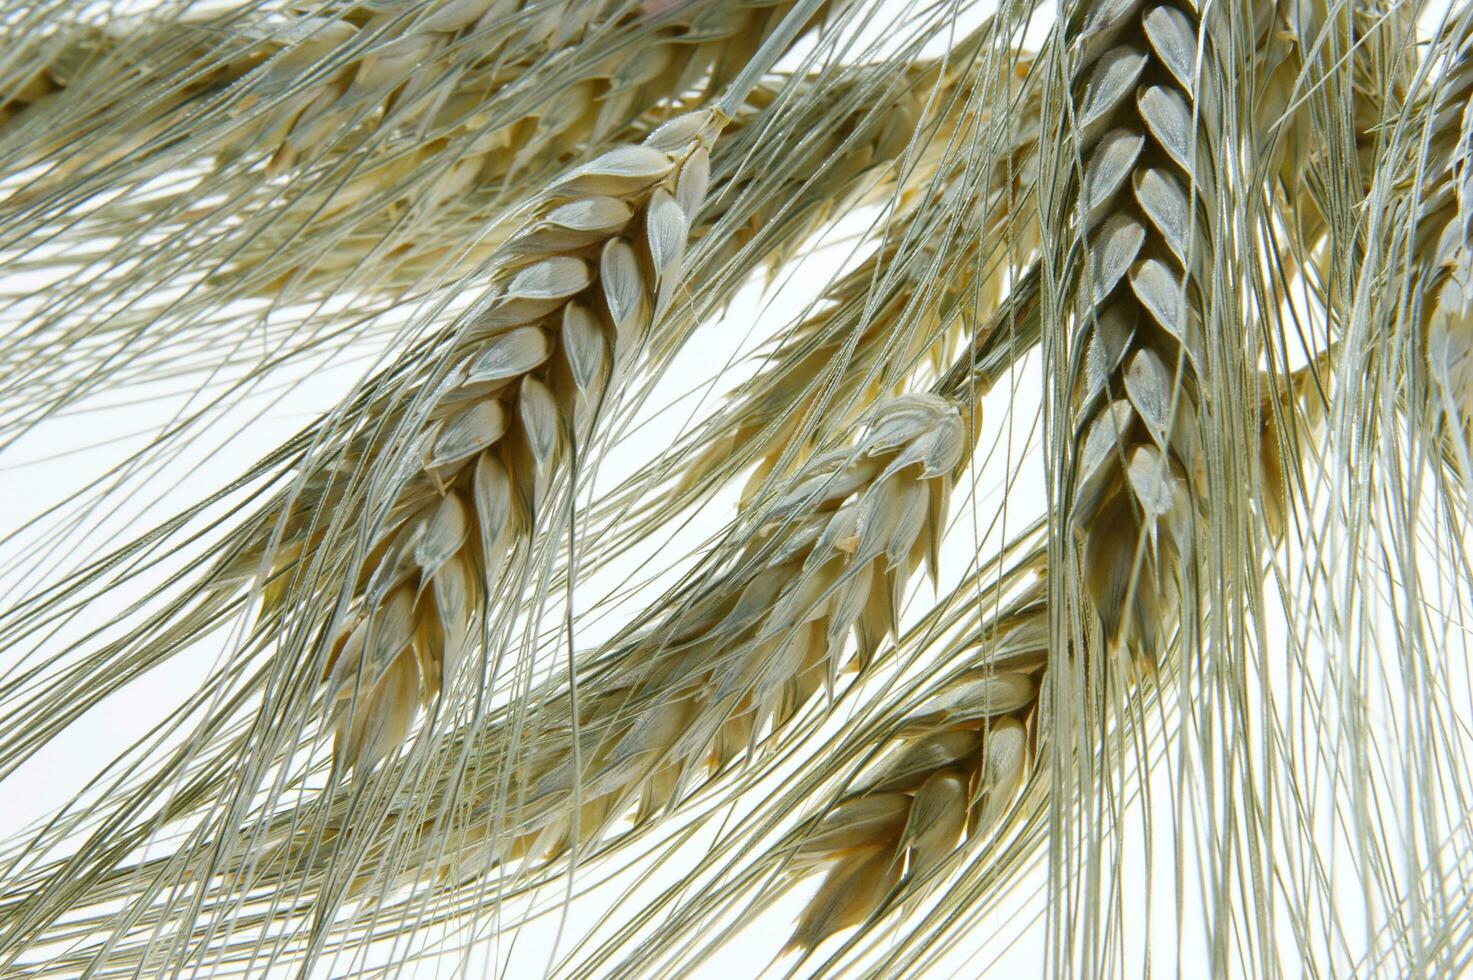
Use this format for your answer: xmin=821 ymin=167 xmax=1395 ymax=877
xmin=0 ymin=52 xmax=959 ymax=774
xmin=0 ymin=253 xmax=1034 ymax=974
xmin=1 ymin=1 xmax=843 ymax=197
xmin=0 ymin=0 xmax=852 ymax=311
xmin=0 ymin=12 xmax=970 ymax=451
xmin=541 ymin=356 xmax=1324 ymax=978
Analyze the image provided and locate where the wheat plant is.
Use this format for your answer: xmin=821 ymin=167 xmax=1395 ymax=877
xmin=1 ymin=0 xmax=1471 ymax=977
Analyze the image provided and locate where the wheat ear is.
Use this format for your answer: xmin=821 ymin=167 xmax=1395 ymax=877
xmin=1045 ymin=0 xmax=1245 ymax=659
xmin=249 ymin=53 xmax=958 ymax=770
xmin=259 ymin=108 xmax=724 ymax=771
xmin=390 ymin=391 xmax=967 ymax=878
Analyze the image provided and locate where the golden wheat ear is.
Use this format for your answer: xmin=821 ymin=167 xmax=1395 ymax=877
xmin=239 ymin=0 xmax=885 ymax=771
xmin=307 ymin=109 xmax=726 ymax=771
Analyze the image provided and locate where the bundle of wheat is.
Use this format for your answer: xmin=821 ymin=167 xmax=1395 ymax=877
xmin=5 ymin=1 xmax=1473 ymax=978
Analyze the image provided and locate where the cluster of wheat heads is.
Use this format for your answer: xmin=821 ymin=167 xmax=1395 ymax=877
xmin=3 ymin=0 xmax=1473 ymax=976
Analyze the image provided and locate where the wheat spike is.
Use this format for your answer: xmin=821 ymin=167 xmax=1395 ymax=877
xmin=783 ymin=586 xmax=1045 ymax=951
xmin=392 ymin=391 xmax=966 ymax=877
xmin=251 ymin=108 xmax=724 ymax=771
xmin=1045 ymin=0 xmax=1250 ymax=659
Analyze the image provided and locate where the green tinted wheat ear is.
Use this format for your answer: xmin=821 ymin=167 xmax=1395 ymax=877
xmin=1047 ymin=0 xmax=1238 ymax=658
